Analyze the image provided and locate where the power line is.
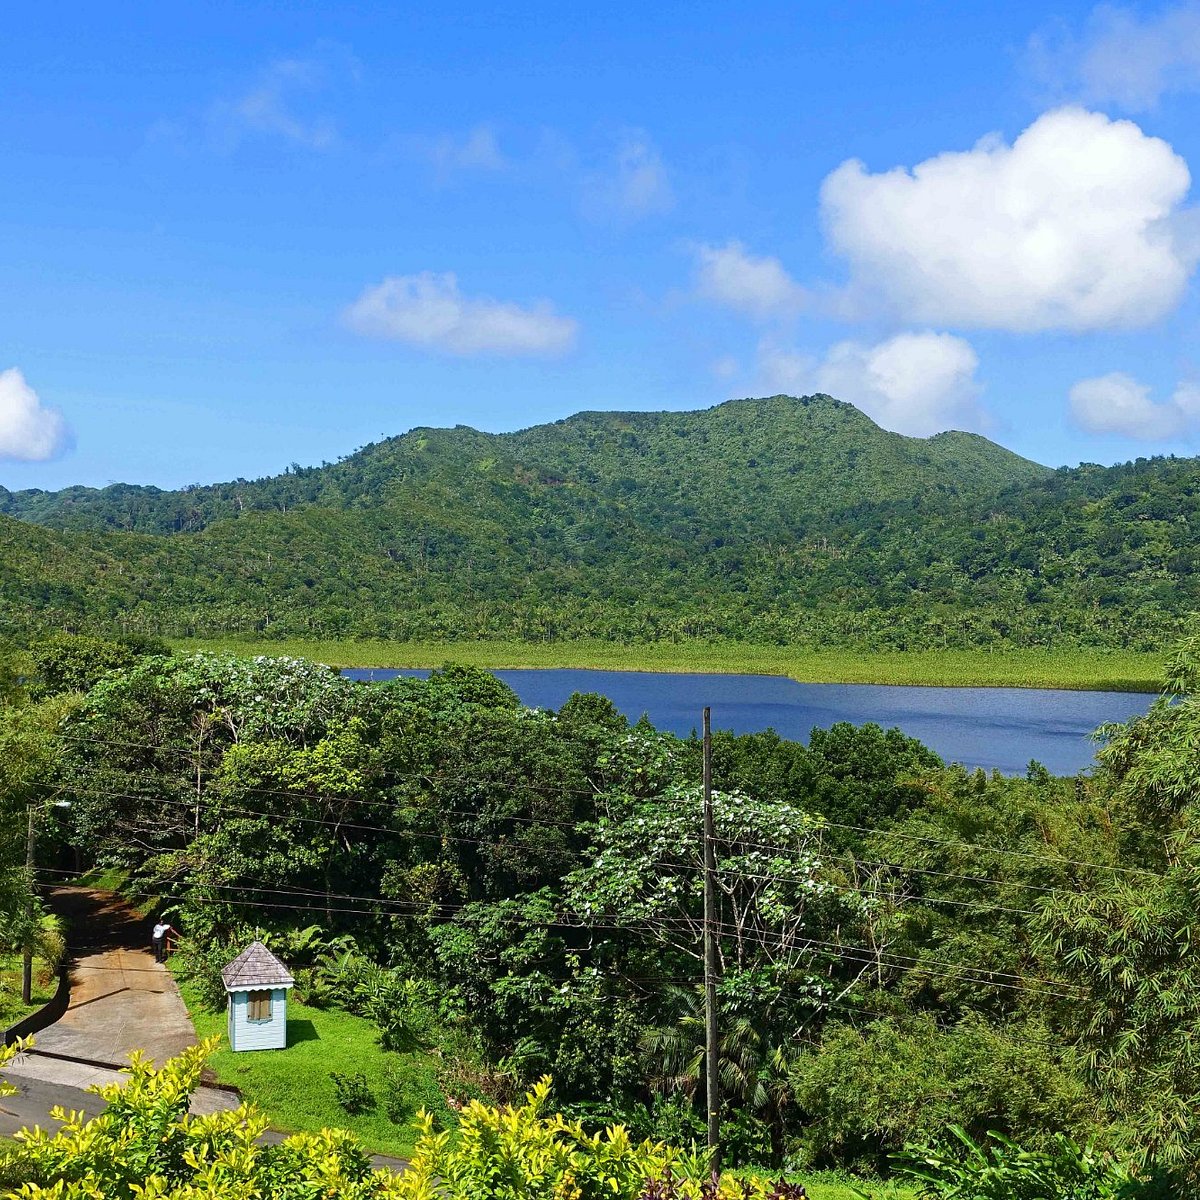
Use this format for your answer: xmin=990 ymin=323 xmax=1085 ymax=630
xmin=50 ymin=769 xmax=1122 ymax=914
xmin=50 ymin=729 xmax=1159 ymax=880
xmin=35 ymin=866 xmax=1080 ymax=1002
xmin=48 ymin=781 xmax=1055 ymax=924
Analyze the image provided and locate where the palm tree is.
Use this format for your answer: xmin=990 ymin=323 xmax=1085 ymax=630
xmin=642 ymin=986 xmax=799 ymax=1165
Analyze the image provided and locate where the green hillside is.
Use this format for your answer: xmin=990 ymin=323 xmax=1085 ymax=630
xmin=0 ymin=394 xmax=1195 ymax=650
xmin=0 ymin=395 xmax=1044 ymax=534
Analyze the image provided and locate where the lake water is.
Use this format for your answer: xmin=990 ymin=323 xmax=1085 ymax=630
xmin=342 ymin=667 xmax=1155 ymax=776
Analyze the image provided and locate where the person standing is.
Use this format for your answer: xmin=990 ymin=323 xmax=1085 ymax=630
xmin=151 ymin=920 xmax=175 ymax=963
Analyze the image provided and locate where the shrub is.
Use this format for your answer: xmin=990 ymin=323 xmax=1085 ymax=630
xmin=172 ymin=933 xmax=244 ymax=1012
xmin=0 ymin=1040 xmax=826 ymax=1200
xmin=331 ymin=1069 xmax=376 ymax=1115
xmin=397 ymin=1076 xmax=810 ymax=1200
xmin=0 ymin=1038 xmax=400 ymax=1199
xmin=896 ymin=1126 xmax=1174 ymax=1200
xmin=381 ymin=1055 xmax=450 ymax=1127
xmin=789 ymin=1016 xmax=1097 ymax=1170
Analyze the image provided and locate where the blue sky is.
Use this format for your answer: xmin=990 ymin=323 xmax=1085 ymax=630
xmin=4 ymin=1 xmax=1200 ymax=489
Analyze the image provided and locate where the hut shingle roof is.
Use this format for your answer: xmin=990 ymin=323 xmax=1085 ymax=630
xmin=221 ymin=941 xmax=294 ymax=991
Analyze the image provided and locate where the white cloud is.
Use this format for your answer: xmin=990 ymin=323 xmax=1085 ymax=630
xmin=344 ymin=272 xmax=578 ymax=357
xmin=694 ymin=242 xmax=807 ymax=320
xmin=1069 ymin=370 xmax=1200 ymax=438
xmin=427 ymin=125 xmax=506 ymax=175
xmin=211 ymin=50 xmax=355 ymax=150
xmin=820 ymin=107 xmax=1196 ymax=332
xmin=1034 ymin=3 xmax=1200 ymax=111
xmin=710 ymin=354 xmax=740 ymax=381
xmin=0 ymin=369 xmax=70 ymax=462
xmin=584 ymin=131 xmax=674 ymax=221
xmin=756 ymin=342 xmax=814 ymax=395
xmin=1175 ymin=380 xmax=1200 ymax=419
xmin=758 ymin=332 xmax=986 ymax=438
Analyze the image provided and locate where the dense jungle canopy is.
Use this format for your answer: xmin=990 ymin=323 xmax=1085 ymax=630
xmin=1 ymin=394 xmax=1196 ymax=649
xmin=3 ymin=633 xmax=1199 ymax=1194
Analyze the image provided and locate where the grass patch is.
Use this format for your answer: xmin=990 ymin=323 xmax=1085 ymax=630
xmin=0 ymin=952 xmax=56 ymax=1028
xmin=793 ymin=1174 xmax=915 ymax=1200
xmin=174 ymin=637 xmax=1163 ymax=693
xmin=176 ymin=977 xmax=453 ymax=1159
xmin=69 ymin=866 xmax=130 ymax=894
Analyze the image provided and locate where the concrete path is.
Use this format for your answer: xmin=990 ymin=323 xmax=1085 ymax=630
xmin=9 ymin=887 xmax=196 ymax=1069
xmin=3 ymin=887 xmax=236 ymax=1118
xmin=0 ymin=1073 xmax=101 ymax=1137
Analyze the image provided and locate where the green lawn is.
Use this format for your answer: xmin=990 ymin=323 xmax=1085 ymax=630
xmin=171 ymin=975 xmax=911 ymax=1193
xmin=176 ymin=636 xmax=1163 ymax=692
xmin=795 ymin=1175 xmax=916 ymax=1200
xmin=176 ymin=978 xmax=453 ymax=1158
xmin=0 ymin=951 xmax=56 ymax=1028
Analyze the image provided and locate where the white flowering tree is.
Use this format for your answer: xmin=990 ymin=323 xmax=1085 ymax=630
xmin=566 ymin=785 xmax=842 ymax=975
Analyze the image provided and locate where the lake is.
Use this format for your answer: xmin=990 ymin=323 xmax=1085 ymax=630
xmin=342 ymin=667 xmax=1155 ymax=776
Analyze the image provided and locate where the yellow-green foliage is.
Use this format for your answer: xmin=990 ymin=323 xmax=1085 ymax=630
xmin=397 ymin=1076 xmax=699 ymax=1200
xmin=1 ymin=1039 xmax=401 ymax=1199
xmin=0 ymin=1037 xmax=27 ymax=1099
xmin=0 ymin=1043 xmax=783 ymax=1200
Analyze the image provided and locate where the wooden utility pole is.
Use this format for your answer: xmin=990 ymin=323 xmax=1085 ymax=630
xmin=22 ymin=806 xmax=34 ymax=1005
xmin=702 ymin=706 xmax=720 ymax=1178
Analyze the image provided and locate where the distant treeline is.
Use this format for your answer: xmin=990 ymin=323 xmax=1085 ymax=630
xmin=0 ymin=395 xmax=1196 ymax=649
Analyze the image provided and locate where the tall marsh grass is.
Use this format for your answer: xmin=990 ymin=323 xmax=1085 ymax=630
xmin=173 ymin=638 xmax=1162 ymax=692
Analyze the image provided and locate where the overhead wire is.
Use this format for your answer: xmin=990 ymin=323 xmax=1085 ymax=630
xmin=48 ymin=728 xmax=1160 ymax=882
xmin=44 ymin=780 xmax=1052 ymax=923
xmin=34 ymin=865 xmax=1080 ymax=1001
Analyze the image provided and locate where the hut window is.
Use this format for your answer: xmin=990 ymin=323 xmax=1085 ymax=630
xmin=247 ymin=990 xmax=272 ymax=1021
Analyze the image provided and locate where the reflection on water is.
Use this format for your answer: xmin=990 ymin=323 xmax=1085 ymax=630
xmin=343 ymin=667 xmax=1153 ymax=776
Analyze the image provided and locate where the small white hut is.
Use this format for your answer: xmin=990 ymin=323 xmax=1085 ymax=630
xmin=221 ymin=941 xmax=294 ymax=1052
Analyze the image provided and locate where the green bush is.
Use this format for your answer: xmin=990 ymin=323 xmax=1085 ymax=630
xmin=789 ymin=1017 xmax=1097 ymax=1171
xmin=0 ymin=1039 xmax=399 ymax=1199
xmin=331 ymin=1070 xmax=376 ymax=1115
xmin=897 ymin=1126 xmax=1173 ymax=1200
xmin=0 ymin=1040 xmax=824 ymax=1200
xmin=400 ymin=1075 xmax=746 ymax=1200
xmin=172 ymin=934 xmax=243 ymax=1011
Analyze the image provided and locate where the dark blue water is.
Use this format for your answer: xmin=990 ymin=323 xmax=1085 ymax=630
xmin=342 ymin=668 xmax=1154 ymax=776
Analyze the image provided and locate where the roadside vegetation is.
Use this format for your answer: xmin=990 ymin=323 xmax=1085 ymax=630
xmin=2 ymin=627 xmax=1198 ymax=1194
xmin=0 ymin=950 xmax=56 ymax=1028
xmin=0 ymin=1037 xmax=929 ymax=1197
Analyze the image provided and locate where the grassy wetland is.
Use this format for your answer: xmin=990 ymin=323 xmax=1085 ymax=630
xmin=175 ymin=638 xmax=1163 ymax=692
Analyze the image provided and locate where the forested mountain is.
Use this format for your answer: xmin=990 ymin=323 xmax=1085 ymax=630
xmin=1 ymin=395 xmax=1042 ymax=534
xmin=0 ymin=393 xmax=1196 ymax=649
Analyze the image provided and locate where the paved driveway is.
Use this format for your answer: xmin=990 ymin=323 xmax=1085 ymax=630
xmin=2 ymin=886 xmax=226 ymax=1116
xmin=9 ymin=887 xmax=197 ymax=1069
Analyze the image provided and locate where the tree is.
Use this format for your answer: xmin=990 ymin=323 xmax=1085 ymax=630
xmin=567 ymin=785 xmax=835 ymax=975
xmin=28 ymin=632 xmax=141 ymax=699
xmin=0 ymin=695 xmax=74 ymax=992
xmin=1036 ymin=633 xmax=1200 ymax=1177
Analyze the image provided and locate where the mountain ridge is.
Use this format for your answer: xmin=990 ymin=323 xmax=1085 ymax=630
xmin=0 ymin=394 xmax=1194 ymax=651
xmin=0 ymin=395 xmax=1048 ymax=535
